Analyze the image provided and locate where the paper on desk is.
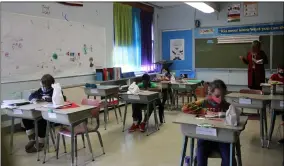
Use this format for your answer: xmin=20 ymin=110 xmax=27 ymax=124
xmin=48 ymin=112 xmax=57 ymax=119
xmin=90 ymin=89 xmax=98 ymax=94
xmin=128 ymin=95 xmax=140 ymax=100
xmin=196 ymin=126 xmax=217 ymax=136
xmin=280 ymin=101 xmax=284 ymax=107
xmin=239 ymin=98 xmax=251 ymax=104
xmin=13 ymin=109 xmax=23 ymax=115
xmin=2 ymin=99 xmax=29 ymax=105
xmin=179 ymin=84 xmax=186 ymax=88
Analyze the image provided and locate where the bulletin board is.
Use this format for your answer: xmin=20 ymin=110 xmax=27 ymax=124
xmin=1 ymin=12 xmax=106 ymax=83
xmin=162 ymin=30 xmax=193 ymax=70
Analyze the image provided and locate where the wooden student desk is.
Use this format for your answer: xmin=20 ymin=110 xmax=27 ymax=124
xmin=171 ymin=81 xmax=200 ymax=108
xmin=120 ymin=90 xmax=160 ymax=136
xmin=84 ymin=85 xmax=120 ymax=130
xmin=35 ymin=104 xmax=95 ymax=166
xmin=2 ymin=102 xmax=46 ymax=161
xmin=225 ymin=92 xmax=271 ymax=147
xmin=266 ymin=95 xmax=284 ymax=148
xmin=261 ymin=83 xmax=284 ymax=95
xmin=173 ymin=114 xmax=248 ymax=166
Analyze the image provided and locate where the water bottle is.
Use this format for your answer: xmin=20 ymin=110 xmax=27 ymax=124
xmin=184 ymin=156 xmax=191 ymax=166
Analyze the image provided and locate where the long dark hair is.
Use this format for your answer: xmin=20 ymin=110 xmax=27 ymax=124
xmin=142 ymin=74 xmax=151 ymax=88
xmin=161 ymin=67 xmax=170 ymax=74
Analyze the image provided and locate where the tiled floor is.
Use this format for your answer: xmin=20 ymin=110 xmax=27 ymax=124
xmin=3 ymin=106 xmax=284 ymax=166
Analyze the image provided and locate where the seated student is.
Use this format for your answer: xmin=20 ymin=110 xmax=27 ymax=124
xmin=194 ymin=79 xmax=236 ymax=166
xmin=270 ymin=64 xmax=284 ymax=144
xmin=269 ymin=64 xmax=284 ymax=84
xmin=160 ymin=67 xmax=173 ymax=105
xmin=23 ymin=74 xmax=66 ymax=153
xmin=129 ymin=74 xmax=164 ymax=132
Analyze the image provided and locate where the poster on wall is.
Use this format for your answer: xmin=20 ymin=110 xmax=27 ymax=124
xmin=170 ymin=39 xmax=184 ymax=60
xmin=227 ymin=4 xmax=241 ymax=22
xmin=244 ymin=2 xmax=258 ymax=17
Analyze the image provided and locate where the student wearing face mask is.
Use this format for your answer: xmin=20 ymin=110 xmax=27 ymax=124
xmin=269 ymin=64 xmax=284 ymax=145
xmin=240 ymin=40 xmax=268 ymax=90
xmin=194 ymin=79 xmax=237 ymax=166
xmin=22 ymin=74 xmax=66 ymax=153
xmin=269 ymin=64 xmax=284 ymax=84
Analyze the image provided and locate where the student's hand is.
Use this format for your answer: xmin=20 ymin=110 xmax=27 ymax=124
xmin=239 ymin=56 xmax=243 ymax=60
xmin=30 ymin=98 xmax=38 ymax=104
xmin=42 ymin=95 xmax=51 ymax=101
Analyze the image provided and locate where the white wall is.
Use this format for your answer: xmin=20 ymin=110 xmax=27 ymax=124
xmin=156 ymin=2 xmax=284 ymax=90
xmin=1 ymin=2 xmax=113 ymax=99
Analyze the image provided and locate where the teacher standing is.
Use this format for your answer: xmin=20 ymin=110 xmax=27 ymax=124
xmin=239 ymin=40 xmax=268 ymax=90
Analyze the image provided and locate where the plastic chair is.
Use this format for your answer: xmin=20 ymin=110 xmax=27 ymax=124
xmin=55 ymin=99 xmax=105 ymax=162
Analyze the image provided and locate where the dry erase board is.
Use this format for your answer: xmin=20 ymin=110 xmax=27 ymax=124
xmin=1 ymin=12 xmax=106 ymax=83
xmin=195 ymin=35 xmax=270 ymax=68
xmin=272 ymin=35 xmax=284 ymax=69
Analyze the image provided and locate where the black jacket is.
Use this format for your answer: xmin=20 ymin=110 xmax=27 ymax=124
xmin=29 ymin=88 xmax=66 ymax=102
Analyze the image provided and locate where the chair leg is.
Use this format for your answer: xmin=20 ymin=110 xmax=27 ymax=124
xmin=118 ymin=105 xmax=122 ymax=122
xmin=96 ymin=131 xmax=105 ymax=154
xmin=81 ymin=134 xmax=86 ymax=148
xmin=75 ymin=136 xmax=78 ymax=166
xmin=114 ymin=103 xmax=119 ymax=124
xmin=122 ymin=102 xmax=128 ymax=132
xmin=84 ymin=123 xmax=95 ymax=161
xmin=56 ymin=133 xmax=60 ymax=159
xmin=49 ymin=127 xmax=56 ymax=150
xmin=62 ymin=135 xmax=67 ymax=153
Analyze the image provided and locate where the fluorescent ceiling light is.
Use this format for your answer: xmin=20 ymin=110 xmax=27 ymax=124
xmin=184 ymin=2 xmax=215 ymax=13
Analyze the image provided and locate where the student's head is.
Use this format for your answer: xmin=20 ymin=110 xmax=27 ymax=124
xmin=161 ymin=67 xmax=170 ymax=74
xmin=277 ymin=64 xmax=284 ymax=77
xmin=251 ymin=40 xmax=261 ymax=53
xmin=141 ymin=73 xmax=151 ymax=87
xmin=208 ymin=79 xmax=227 ymax=104
xmin=40 ymin=74 xmax=55 ymax=91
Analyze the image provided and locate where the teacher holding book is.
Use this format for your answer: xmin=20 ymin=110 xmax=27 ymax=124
xmin=240 ymin=40 xmax=268 ymax=90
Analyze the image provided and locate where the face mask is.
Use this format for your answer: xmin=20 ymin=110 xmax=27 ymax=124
xmin=208 ymin=96 xmax=222 ymax=104
xmin=279 ymin=72 xmax=284 ymax=76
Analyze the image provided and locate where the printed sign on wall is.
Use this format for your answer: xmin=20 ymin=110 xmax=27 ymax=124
xmin=244 ymin=2 xmax=258 ymax=17
xmin=170 ymin=39 xmax=184 ymax=60
xmin=227 ymin=4 xmax=241 ymax=22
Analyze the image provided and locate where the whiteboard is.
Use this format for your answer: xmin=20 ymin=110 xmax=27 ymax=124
xmin=1 ymin=12 xmax=106 ymax=83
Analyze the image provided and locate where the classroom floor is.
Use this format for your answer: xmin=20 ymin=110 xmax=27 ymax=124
xmin=3 ymin=105 xmax=283 ymax=166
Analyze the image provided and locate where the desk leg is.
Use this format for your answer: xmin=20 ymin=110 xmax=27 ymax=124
xmin=260 ymin=107 xmax=265 ymax=147
xmin=267 ymin=109 xmax=276 ymax=148
xmin=263 ymin=107 xmax=268 ymax=139
xmin=153 ymin=101 xmax=159 ymax=131
xmin=10 ymin=117 xmax=15 ymax=155
xmin=189 ymin=138 xmax=195 ymax=166
xmin=43 ymin=121 xmax=50 ymax=164
xmin=146 ymin=103 xmax=150 ymax=136
xmin=180 ymin=136 xmax=188 ymax=166
xmin=35 ymin=119 xmax=40 ymax=161
xmin=71 ymin=125 xmax=75 ymax=166
xmin=230 ymin=143 xmax=233 ymax=166
xmin=236 ymin=139 xmax=242 ymax=166
xmin=122 ymin=102 xmax=128 ymax=132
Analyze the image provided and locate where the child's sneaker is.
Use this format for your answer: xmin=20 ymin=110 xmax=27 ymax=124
xmin=139 ymin=122 xmax=146 ymax=132
xmin=128 ymin=123 xmax=139 ymax=133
